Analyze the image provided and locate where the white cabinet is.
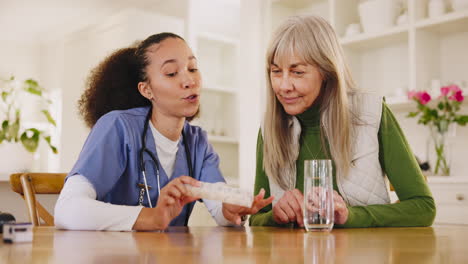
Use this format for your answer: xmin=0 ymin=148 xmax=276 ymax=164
xmin=428 ymin=177 xmax=468 ymax=225
xmin=187 ymin=0 xmax=241 ymax=187
xmin=194 ymin=34 xmax=239 ymax=186
xmin=413 ymin=8 xmax=468 ymax=95
xmin=192 ymin=33 xmax=239 ymax=142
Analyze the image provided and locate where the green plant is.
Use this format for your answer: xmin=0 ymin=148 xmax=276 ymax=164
xmin=0 ymin=76 xmax=57 ymax=153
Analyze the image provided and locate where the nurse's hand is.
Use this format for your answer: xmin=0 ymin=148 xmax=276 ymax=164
xmin=156 ymin=176 xmax=202 ymax=227
xmin=222 ymin=188 xmax=274 ymax=225
xmin=133 ymin=176 xmax=201 ymax=231
xmin=272 ymin=189 xmax=304 ymax=227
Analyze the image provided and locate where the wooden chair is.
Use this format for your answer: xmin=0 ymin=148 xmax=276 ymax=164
xmin=10 ymin=173 xmax=67 ymax=226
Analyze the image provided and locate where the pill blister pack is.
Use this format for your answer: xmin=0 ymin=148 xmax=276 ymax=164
xmin=185 ymin=182 xmax=253 ymax=207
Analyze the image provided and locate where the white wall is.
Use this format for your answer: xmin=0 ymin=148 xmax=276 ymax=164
xmin=0 ymin=42 xmax=41 ymax=80
xmin=238 ymin=0 xmax=267 ymax=191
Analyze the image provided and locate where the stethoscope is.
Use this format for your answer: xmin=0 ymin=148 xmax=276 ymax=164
xmin=138 ymin=107 xmax=194 ymax=210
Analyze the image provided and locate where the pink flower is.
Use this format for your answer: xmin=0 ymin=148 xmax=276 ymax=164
xmin=441 ymin=86 xmax=451 ymax=96
xmin=449 ymin=84 xmax=462 ymax=93
xmin=419 ymin=92 xmax=431 ymax=105
xmin=449 ymin=90 xmax=464 ymax=102
xmin=407 ymin=90 xmax=418 ymax=100
xmin=407 ymin=90 xmax=432 ymax=104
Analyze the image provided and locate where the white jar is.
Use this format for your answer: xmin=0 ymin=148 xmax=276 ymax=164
xmin=358 ymin=0 xmax=397 ymax=33
xmin=428 ymin=0 xmax=446 ymax=18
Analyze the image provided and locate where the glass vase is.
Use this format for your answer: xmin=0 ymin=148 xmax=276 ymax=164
xmin=427 ymin=122 xmax=454 ymax=176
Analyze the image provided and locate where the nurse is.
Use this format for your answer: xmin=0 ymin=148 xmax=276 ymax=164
xmin=54 ymin=32 xmax=273 ymax=231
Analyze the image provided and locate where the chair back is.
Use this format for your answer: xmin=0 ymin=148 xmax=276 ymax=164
xmin=10 ymin=173 xmax=67 ymax=226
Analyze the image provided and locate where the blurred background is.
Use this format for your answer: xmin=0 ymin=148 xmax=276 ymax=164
xmin=0 ymin=0 xmax=467 ymax=225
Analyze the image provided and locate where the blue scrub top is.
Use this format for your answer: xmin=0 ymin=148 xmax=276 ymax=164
xmin=68 ymin=106 xmax=226 ymax=226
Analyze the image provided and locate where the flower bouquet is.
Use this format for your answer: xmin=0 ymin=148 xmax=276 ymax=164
xmin=407 ymin=85 xmax=468 ymax=175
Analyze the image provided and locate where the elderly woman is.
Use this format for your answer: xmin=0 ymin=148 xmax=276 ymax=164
xmin=250 ymin=16 xmax=435 ymax=228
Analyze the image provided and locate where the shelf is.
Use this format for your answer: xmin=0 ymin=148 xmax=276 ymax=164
xmin=386 ymin=101 xmax=412 ymax=109
xmin=340 ymin=25 xmax=409 ymax=51
xmin=387 ymin=102 xmax=415 ymax=111
xmin=385 ymin=95 xmax=409 ymax=104
xmin=208 ymin=135 xmax=238 ymax=144
xmin=427 ymin=176 xmax=468 ymax=184
xmin=385 ymin=96 xmax=414 ymax=111
xmin=416 ymin=10 xmax=468 ymax=35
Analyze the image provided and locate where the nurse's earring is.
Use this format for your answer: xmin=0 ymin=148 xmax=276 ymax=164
xmin=144 ymin=91 xmax=154 ymax=101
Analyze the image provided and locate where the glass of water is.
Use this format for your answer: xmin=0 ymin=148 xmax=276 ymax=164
xmin=303 ymin=159 xmax=334 ymax=232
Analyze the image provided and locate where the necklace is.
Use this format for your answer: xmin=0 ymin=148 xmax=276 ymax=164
xmin=305 ymin=144 xmax=321 ymax=160
xmin=302 ymin=136 xmax=323 ymax=161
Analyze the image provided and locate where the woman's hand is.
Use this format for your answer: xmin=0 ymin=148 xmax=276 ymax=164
xmin=133 ymin=176 xmax=201 ymax=231
xmin=333 ymin=190 xmax=348 ymax=225
xmin=222 ymin=188 xmax=274 ymax=225
xmin=272 ymin=189 xmax=304 ymax=227
xmin=156 ymin=176 xmax=202 ymax=228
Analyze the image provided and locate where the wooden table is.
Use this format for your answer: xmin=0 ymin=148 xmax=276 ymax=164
xmin=1 ymin=225 xmax=466 ymax=263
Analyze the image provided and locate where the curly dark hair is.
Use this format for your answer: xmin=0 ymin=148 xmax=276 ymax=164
xmin=78 ymin=32 xmax=185 ymax=128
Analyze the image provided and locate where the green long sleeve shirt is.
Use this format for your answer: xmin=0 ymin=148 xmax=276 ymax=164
xmin=250 ymin=102 xmax=436 ymax=228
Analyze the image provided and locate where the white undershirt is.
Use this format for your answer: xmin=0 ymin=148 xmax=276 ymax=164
xmin=149 ymin=121 xmax=178 ymax=178
xmin=54 ymin=122 xmax=234 ymax=231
